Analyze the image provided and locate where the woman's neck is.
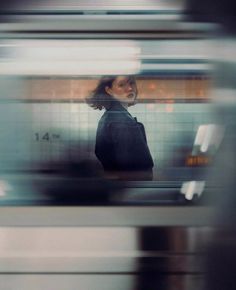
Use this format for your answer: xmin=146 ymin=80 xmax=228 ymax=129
xmin=109 ymin=99 xmax=129 ymax=111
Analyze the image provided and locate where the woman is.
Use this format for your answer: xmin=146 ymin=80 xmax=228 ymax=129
xmin=87 ymin=76 xmax=154 ymax=180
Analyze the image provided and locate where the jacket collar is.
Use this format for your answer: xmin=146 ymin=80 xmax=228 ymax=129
xmin=107 ymin=100 xmax=136 ymax=121
xmin=107 ymin=99 xmax=129 ymax=113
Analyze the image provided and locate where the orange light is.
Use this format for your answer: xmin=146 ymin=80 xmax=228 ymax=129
xmin=149 ymin=83 xmax=156 ymax=90
xmin=186 ymin=155 xmax=211 ymax=166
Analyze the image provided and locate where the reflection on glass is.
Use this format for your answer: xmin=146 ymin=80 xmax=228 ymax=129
xmin=0 ymin=36 xmax=215 ymax=205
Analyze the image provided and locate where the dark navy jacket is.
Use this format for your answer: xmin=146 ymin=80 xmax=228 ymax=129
xmin=95 ymin=101 xmax=154 ymax=177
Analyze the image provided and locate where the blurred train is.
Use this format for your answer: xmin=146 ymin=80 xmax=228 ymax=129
xmin=0 ymin=1 xmax=220 ymax=204
xmin=0 ymin=1 xmax=231 ymax=290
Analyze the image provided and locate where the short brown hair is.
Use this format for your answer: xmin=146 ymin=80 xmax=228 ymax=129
xmin=86 ymin=76 xmax=137 ymax=110
xmin=86 ymin=77 xmax=116 ymax=110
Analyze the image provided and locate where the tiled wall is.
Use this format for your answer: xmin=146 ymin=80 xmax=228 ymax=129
xmin=0 ymin=101 xmax=216 ymax=180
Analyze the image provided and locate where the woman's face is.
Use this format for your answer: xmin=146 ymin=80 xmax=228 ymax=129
xmin=105 ymin=76 xmax=137 ymax=106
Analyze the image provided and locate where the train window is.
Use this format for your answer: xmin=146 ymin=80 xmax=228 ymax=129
xmin=0 ymin=37 xmax=218 ymax=205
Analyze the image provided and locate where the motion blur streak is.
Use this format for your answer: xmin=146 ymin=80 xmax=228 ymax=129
xmin=0 ymin=0 xmax=235 ymax=290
